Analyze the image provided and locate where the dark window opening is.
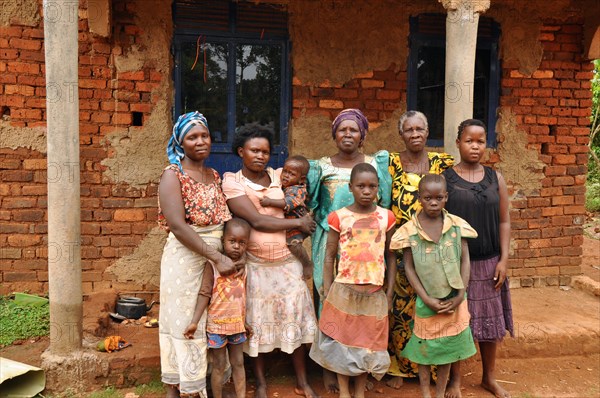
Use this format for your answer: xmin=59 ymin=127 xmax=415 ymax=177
xmin=132 ymin=111 xmax=143 ymax=126
xmin=173 ymin=0 xmax=290 ymax=173
xmin=407 ymin=14 xmax=500 ymax=147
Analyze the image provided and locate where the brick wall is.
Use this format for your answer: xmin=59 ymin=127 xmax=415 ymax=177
xmin=499 ymin=21 xmax=591 ymax=287
xmin=292 ymin=66 xmax=407 ymax=124
xmin=291 ymin=21 xmax=591 ymax=288
xmin=0 ymin=1 xmax=161 ymax=295
xmin=0 ymin=6 xmax=592 ymax=295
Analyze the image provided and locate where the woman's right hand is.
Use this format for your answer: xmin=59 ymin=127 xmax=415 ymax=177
xmin=297 ymin=213 xmax=316 ymax=235
xmin=213 ymin=254 xmax=236 ymax=276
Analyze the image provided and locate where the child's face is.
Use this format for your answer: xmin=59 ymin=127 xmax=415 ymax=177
xmin=281 ymin=160 xmax=306 ymax=188
xmin=418 ymin=181 xmax=448 ymax=217
xmin=223 ymin=225 xmax=249 ymax=261
xmin=456 ymin=125 xmax=486 ymax=164
xmin=349 ymin=171 xmax=379 ymax=207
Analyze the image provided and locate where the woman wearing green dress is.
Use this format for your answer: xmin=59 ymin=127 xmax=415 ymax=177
xmin=307 ymin=108 xmax=391 ymax=392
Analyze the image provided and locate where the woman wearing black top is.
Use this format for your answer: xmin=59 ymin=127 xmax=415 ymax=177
xmin=443 ymin=119 xmax=513 ymax=398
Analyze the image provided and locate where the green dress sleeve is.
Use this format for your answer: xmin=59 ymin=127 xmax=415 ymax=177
xmin=374 ymin=150 xmax=392 ymax=209
xmin=306 ymin=158 xmax=322 ymax=211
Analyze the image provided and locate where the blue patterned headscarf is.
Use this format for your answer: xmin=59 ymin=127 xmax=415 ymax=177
xmin=167 ymin=111 xmax=209 ymax=171
xmin=331 ymin=108 xmax=369 ymax=143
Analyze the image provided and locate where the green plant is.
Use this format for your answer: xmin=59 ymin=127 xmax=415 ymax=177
xmin=587 ymin=59 xmax=600 ymax=211
xmin=88 ymin=386 xmax=121 ymax=398
xmin=135 ymin=379 xmax=165 ymax=396
xmin=0 ymin=295 xmax=50 ymax=347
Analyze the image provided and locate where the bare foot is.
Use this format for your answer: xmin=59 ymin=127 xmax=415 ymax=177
xmin=255 ymin=384 xmax=267 ymax=398
xmin=294 ymin=384 xmax=319 ymax=398
xmin=386 ymin=376 xmax=404 ymax=389
xmin=165 ymin=384 xmax=180 ymax=398
xmin=444 ymin=379 xmax=462 ymax=398
xmin=365 ymin=378 xmax=374 ymax=391
xmin=323 ymin=369 xmax=339 ymax=393
xmin=481 ymin=379 xmax=511 ymax=398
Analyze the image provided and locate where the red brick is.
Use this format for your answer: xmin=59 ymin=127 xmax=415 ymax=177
xmin=7 ymin=234 xmax=42 ymax=247
xmin=80 ymin=79 xmax=106 ymax=89
xmin=553 ymin=154 xmax=576 ymax=165
xmin=112 ymin=113 xmax=132 ymax=125
xmin=12 ymin=210 xmax=45 ymax=222
xmin=9 ymin=38 xmax=41 ymax=51
xmin=564 ymin=205 xmax=586 ymax=215
xmin=4 ymin=272 xmax=37 ymax=282
xmin=5 ymin=84 xmax=35 ymax=96
xmin=113 ymin=209 xmax=145 ymax=221
xmin=118 ymin=70 xmax=145 ymax=81
xmin=542 ymin=207 xmax=563 ymax=216
xmin=553 ymin=176 xmax=574 ymax=186
xmin=1 ymin=171 xmax=34 ymax=183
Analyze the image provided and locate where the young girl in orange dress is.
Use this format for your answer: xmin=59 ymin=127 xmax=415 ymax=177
xmin=310 ymin=163 xmax=396 ymax=398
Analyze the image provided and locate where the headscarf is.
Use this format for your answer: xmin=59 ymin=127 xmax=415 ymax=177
xmin=331 ymin=108 xmax=369 ymax=142
xmin=167 ymin=111 xmax=209 ymax=171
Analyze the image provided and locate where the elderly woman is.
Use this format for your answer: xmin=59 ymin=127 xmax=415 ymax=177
xmin=386 ymin=110 xmax=454 ymax=389
xmin=222 ymin=126 xmax=318 ymax=398
xmin=307 ymin=108 xmax=391 ymax=392
xmin=158 ymin=112 xmax=237 ymax=397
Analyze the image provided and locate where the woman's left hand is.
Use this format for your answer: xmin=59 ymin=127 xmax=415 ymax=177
xmin=494 ymin=259 xmax=508 ymax=290
xmin=213 ymin=254 xmax=236 ymax=276
xmin=297 ymin=213 xmax=316 ymax=235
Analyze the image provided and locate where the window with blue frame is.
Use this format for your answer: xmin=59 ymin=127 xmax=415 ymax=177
xmin=407 ymin=14 xmax=500 ymax=147
xmin=172 ymin=0 xmax=290 ymax=173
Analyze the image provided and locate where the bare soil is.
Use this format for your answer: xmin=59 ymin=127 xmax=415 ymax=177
xmin=1 ymin=232 xmax=599 ymax=398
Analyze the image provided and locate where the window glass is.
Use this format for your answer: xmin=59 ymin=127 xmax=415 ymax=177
xmin=236 ymin=44 xmax=282 ymax=145
xmin=180 ymin=42 xmax=229 ymax=143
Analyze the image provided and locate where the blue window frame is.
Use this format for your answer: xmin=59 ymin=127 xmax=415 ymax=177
xmin=172 ymin=0 xmax=290 ymax=174
xmin=407 ymin=14 xmax=501 ymax=147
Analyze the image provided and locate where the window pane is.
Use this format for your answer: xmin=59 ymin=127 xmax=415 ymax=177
xmin=474 ymin=48 xmax=491 ymax=128
xmin=416 ymin=46 xmax=445 ymax=141
xmin=236 ymin=44 xmax=282 ymax=145
xmin=180 ymin=42 xmax=229 ymax=143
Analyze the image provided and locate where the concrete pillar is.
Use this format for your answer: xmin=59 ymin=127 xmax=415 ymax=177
xmin=43 ymin=0 xmax=82 ymax=354
xmin=439 ymin=0 xmax=490 ymax=158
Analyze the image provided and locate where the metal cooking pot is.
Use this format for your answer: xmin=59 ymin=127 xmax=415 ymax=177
xmin=115 ymin=296 xmax=155 ymax=320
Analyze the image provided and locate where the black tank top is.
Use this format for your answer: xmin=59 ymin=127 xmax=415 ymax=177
xmin=443 ymin=166 xmax=500 ymax=260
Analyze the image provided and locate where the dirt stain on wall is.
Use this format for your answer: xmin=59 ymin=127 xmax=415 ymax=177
xmin=288 ymin=0 xmax=442 ymax=86
xmin=0 ymin=0 xmax=40 ymax=26
xmin=488 ymin=0 xmax=582 ymax=75
xmin=496 ymin=107 xmax=545 ymax=191
xmin=0 ymin=121 xmax=46 ymax=153
xmin=105 ymin=226 xmax=165 ymax=289
xmin=101 ymin=0 xmax=173 ymax=187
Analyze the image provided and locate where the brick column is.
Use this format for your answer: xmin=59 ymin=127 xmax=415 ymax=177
xmin=439 ymin=0 xmax=490 ymax=157
xmin=43 ymin=0 xmax=82 ymax=353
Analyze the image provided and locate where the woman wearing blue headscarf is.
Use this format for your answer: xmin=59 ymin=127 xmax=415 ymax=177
xmin=306 ymin=108 xmax=391 ymax=392
xmin=157 ymin=111 xmax=237 ymax=397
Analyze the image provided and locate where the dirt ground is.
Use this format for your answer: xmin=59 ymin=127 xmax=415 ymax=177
xmin=1 ymin=222 xmax=598 ymax=398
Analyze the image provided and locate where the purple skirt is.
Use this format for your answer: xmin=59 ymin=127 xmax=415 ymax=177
xmin=467 ymin=256 xmax=514 ymax=342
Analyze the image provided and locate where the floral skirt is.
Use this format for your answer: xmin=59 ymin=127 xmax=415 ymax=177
xmin=244 ymin=253 xmax=317 ymax=357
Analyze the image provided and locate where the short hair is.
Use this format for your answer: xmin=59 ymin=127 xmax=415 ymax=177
xmin=231 ymin=122 xmax=274 ymax=156
xmin=224 ymin=217 xmax=251 ymax=236
xmin=285 ymin=155 xmax=310 ymax=176
xmin=398 ymin=110 xmax=429 ymax=132
xmin=350 ymin=163 xmax=378 ymax=183
xmin=457 ymin=119 xmax=487 ymax=140
xmin=418 ymin=173 xmax=447 ymax=192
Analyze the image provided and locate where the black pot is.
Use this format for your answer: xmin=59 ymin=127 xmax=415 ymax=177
xmin=115 ymin=296 xmax=155 ymax=320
